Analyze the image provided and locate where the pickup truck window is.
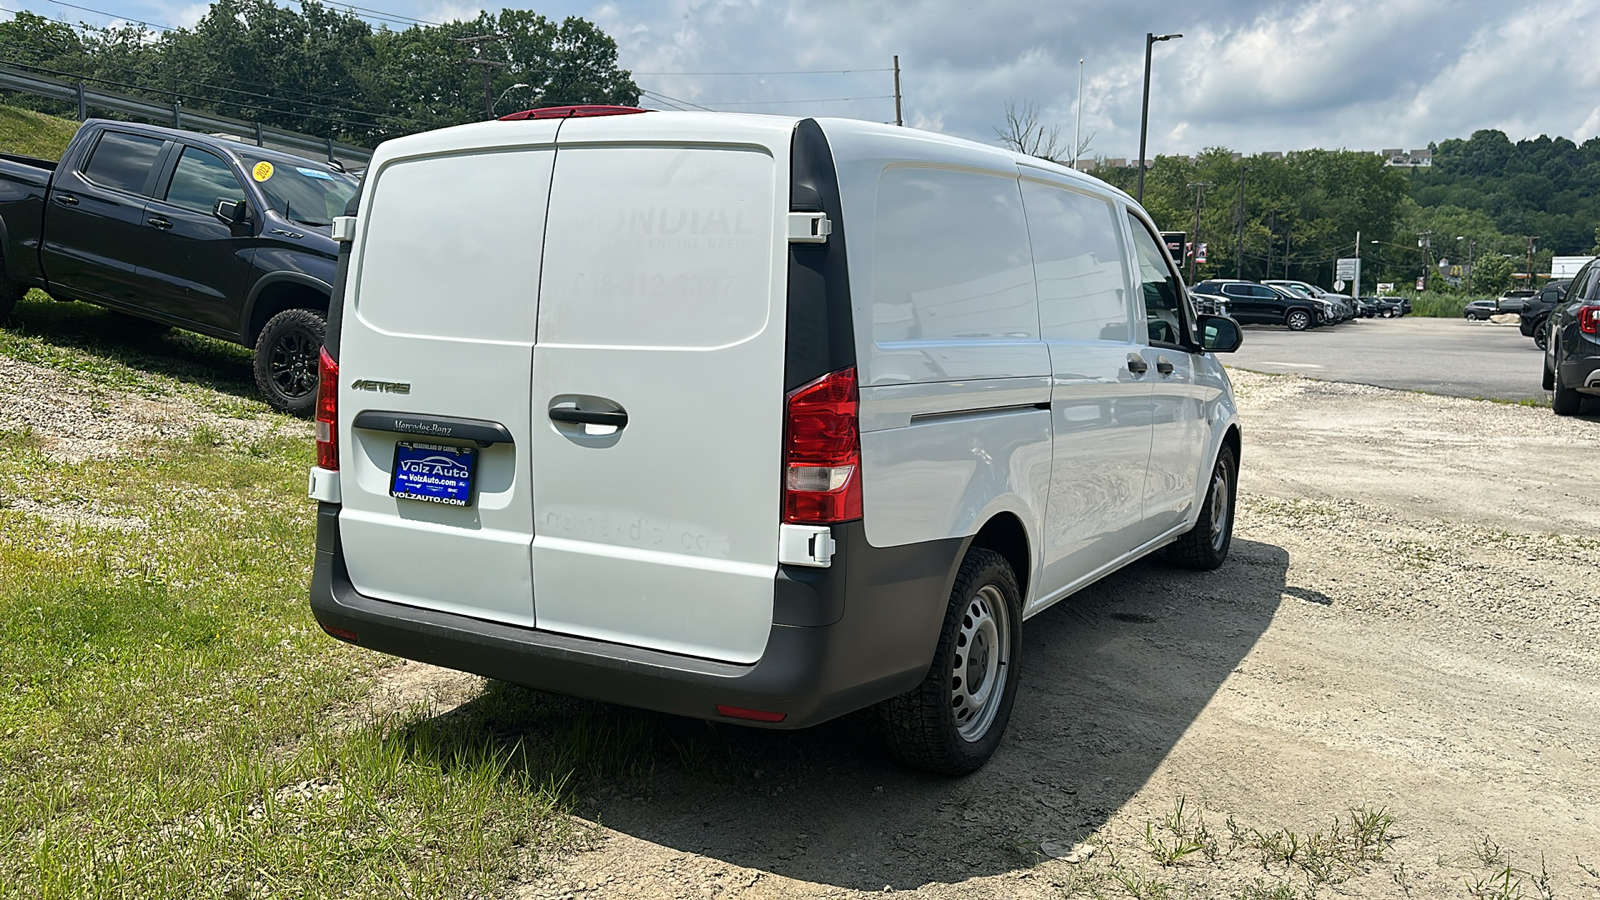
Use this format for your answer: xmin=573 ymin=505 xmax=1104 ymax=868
xmin=83 ymin=131 xmax=165 ymax=195
xmin=165 ymin=147 xmax=245 ymax=214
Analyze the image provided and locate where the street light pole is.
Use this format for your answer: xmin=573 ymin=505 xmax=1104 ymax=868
xmin=493 ymin=82 xmax=530 ymax=116
xmin=1072 ymin=58 xmax=1084 ymax=171
xmin=1136 ymin=32 xmax=1181 ymax=205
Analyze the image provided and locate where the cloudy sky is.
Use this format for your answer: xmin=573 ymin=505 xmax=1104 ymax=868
xmin=8 ymin=0 xmax=1599 ymax=157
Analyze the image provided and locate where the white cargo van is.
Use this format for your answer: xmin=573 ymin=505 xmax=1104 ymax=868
xmin=307 ymin=108 xmax=1243 ymax=773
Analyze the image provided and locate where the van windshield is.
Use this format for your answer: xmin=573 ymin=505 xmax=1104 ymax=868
xmin=240 ymin=153 xmax=360 ymax=227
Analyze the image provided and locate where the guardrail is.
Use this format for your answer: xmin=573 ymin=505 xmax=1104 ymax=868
xmin=0 ymin=66 xmax=374 ymax=166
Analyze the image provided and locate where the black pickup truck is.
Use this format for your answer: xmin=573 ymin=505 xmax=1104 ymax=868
xmin=0 ymin=119 xmax=359 ymax=414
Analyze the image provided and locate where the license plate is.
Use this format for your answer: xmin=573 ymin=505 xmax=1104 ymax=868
xmin=390 ymin=441 xmax=475 ymax=507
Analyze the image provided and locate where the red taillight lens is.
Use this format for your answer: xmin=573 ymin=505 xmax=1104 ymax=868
xmin=716 ymin=705 xmax=786 ymax=723
xmin=315 ymin=348 xmax=338 ymax=470
xmin=782 ymin=367 xmax=862 ymax=524
xmin=1580 ymin=306 xmax=1600 ymax=335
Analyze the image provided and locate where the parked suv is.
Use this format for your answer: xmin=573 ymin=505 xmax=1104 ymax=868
xmin=0 ymin=120 xmax=359 ymax=414
xmin=1543 ymin=260 xmax=1600 ymax=415
xmin=1264 ymin=279 xmax=1355 ymax=320
xmin=1192 ymin=279 xmax=1323 ymax=330
xmin=1520 ymin=279 xmax=1570 ymax=349
xmin=307 ymin=110 xmax=1245 ymax=774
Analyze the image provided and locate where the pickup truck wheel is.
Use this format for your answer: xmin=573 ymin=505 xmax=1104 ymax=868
xmin=1533 ymin=322 xmax=1548 ymax=350
xmin=878 ymin=548 xmax=1021 ymax=775
xmin=1166 ymin=444 xmax=1237 ymax=570
xmin=0 ymin=263 xmax=24 ymax=320
xmin=1285 ymin=309 xmax=1311 ymax=331
xmin=254 ymin=308 xmax=326 ymax=416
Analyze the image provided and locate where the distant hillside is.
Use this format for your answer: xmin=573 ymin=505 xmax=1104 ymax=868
xmin=0 ymin=104 xmax=77 ymax=160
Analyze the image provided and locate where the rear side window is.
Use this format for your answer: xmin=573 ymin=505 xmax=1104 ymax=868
xmin=82 ymin=131 xmax=165 ymax=195
xmin=1221 ymin=284 xmax=1248 ymax=298
xmin=1021 ymin=180 xmax=1130 ymax=342
xmin=164 ymin=148 xmax=245 ymax=214
xmin=872 ymin=166 xmax=1035 ymax=344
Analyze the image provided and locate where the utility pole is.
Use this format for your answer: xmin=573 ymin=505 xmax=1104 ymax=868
xmin=1525 ymin=235 xmax=1539 ymax=287
xmin=892 ymin=56 xmax=903 ymax=126
xmin=1284 ymin=224 xmax=1291 ymax=279
xmin=1186 ymin=181 xmax=1212 ymax=284
xmin=1235 ymin=165 xmax=1248 ymax=280
xmin=458 ymin=34 xmax=508 ymax=120
xmin=1265 ymin=209 xmax=1277 ymax=277
xmin=1354 ymin=229 xmax=1362 ymax=296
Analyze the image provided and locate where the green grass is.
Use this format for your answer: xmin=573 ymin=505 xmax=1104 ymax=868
xmin=0 ymin=104 xmax=79 ymax=160
xmin=0 ymin=300 xmax=602 ymax=898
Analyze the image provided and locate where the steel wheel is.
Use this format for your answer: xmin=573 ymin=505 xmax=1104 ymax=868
xmin=952 ymin=584 xmax=1011 ymax=742
xmin=1207 ymin=460 xmax=1232 ymax=554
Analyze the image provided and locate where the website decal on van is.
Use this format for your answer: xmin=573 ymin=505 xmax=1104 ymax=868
xmin=390 ymin=441 xmax=475 ymax=506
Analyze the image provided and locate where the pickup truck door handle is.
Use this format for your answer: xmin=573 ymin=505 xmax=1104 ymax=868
xmin=147 ymin=216 xmax=173 ymax=230
xmin=1126 ymin=354 xmax=1149 ymax=376
xmin=549 ymin=407 xmax=629 ymax=428
xmin=54 ymin=194 xmax=78 ymax=207
xmin=1156 ymin=357 xmax=1175 ymax=376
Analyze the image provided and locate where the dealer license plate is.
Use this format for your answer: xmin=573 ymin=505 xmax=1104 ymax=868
xmin=390 ymin=441 xmax=476 ymax=507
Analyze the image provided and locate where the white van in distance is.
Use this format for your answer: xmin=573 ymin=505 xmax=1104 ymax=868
xmin=307 ymin=107 xmax=1244 ymax=774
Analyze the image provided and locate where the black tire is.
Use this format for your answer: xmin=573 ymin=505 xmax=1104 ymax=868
xmin=0 ymin=247 xmax=25 ymax=321
xmin=1533 ymin=322 xmax=1548 ymax=350
xmin=878 ymin=548 xmax=1022 ymax=775
xmin=253 ymin=308 xmax=327 ymax=416
xmin=1166 ymin=444 xmax=1238 ymax=570
xmin=1552 ymin=362 xmax=1582 ymax=416
xmin=1543 ymin=357 xmax=1555 ymax=391
xmin=1285 ymin=309 xmax=1311 ymax=331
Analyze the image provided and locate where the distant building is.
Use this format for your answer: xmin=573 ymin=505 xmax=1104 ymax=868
xmin=1384 ymin=148 xmax=1433 ymax=167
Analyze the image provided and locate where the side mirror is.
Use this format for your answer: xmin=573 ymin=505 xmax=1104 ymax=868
xmin=1197 ymin=314 xmax=1242 ymax=353
xmin=213 ymin=198 xmax=251 ymax=234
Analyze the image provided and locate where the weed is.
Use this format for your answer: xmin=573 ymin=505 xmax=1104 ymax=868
xmin=1236 ymin=880 xmax=1298 ymax=900
xmin=1580 ymin=857 xmax=1600 ymax=880
xmin=1142 ymin=796 xmax=1216 ymax=866
xmin=1110 ymin=867 xmax=1172 ymax=900
xmin=1467 ymin=865 xmax=1525 ymax=900
xmin=1237 ymin=806 xmax=1396 ymax=890
xmin=1476 ymin=836 xmax=1509 ymax=867
xmin=190 ymin=423 xmax=226 ymax=448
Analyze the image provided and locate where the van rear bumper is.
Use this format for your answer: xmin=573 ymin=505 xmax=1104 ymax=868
xmin=309 ymin=503 xmax=963 ymax=729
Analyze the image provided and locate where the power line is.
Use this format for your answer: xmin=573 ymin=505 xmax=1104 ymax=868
xmin=632 ymin=68 xmax=892 ymax=75
xmin=637 ymin=88 xmax=713 ymax=112
xmin=694 ymin=94 xmax=894 ymax=106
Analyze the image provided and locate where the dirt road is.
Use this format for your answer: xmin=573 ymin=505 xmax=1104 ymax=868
xmin=480 ymin=370 xmax=1600 ymax=900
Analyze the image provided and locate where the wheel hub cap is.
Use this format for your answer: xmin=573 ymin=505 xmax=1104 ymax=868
xmin=950 ymin=584 xmax=1011 ymax=742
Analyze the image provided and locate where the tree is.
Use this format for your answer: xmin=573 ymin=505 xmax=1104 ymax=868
xmin=1470 ymin=253 xmax=1516 ymax=294
xmin=994 ymin=100 xmax=1067 ymax=162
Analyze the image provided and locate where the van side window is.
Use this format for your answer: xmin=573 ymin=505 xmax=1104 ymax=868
xmin=82 ymin=131 xmax=166 ymax=196
xmin=872 ymin=167 xmax=1036 ymax=344
xmin=1021 ymin=180 xmax=1130 ymax=342
xmin=1126 ymin=214 xmax=1190 ymax=346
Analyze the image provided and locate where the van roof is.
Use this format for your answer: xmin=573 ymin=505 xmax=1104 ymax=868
xmin=372 ymin=110 xmax=1130 ymax=203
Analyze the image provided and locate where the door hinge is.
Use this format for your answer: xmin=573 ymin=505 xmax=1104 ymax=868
xmin=787 ymin=212 xmax=832 ymax=244
xmin=778 ymin=523 xmax=836 ymax=567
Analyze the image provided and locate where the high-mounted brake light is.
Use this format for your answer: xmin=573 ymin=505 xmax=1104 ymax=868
xmin=782 ymin=367 xmax=862 ymax=524
xmin=497 ymin=105 xmax=652 ymax=121
xmin=1579 ymin=305 xmax=1600 ymax=335
xmin=315 ymin=348 xmax=338 ymax=470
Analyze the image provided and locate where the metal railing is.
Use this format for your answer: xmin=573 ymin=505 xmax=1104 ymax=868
xmin=0 ymin=66 xmax=374 ymax=166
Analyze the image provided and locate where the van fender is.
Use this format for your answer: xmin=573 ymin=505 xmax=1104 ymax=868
xmin=1185 ymin=410 xmax=1242 ymax=533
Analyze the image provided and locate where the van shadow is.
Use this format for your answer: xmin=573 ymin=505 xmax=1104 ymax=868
xmin=398 ymin=538 xmax=1290 ymax=892
xmin=2 ymin=292 xmax=260 ymax=400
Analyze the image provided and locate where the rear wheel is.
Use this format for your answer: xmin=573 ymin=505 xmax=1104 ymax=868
xmin=1285 ymin=309 xmax=1311 ymax=331
xmin=253 ymin=308 xmax=327 ymax=416
xmin=878 ymin=548 xmax=1022 ymax=775
xmin=1533 ymin=321 xmax=1548 ymax=350
xmin=1166 ymin=444 xmax=1237 ymax=570
xmin=0 ymin=249 xmax=25 ymax=321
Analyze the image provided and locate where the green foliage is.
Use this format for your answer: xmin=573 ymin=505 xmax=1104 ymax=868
xmin=0 ymin=2 xmax=638 ymax=147
xmin=0 ymin=104 xmax=78 ymax=158
xmin=1471 ymin=253 xmax=1517 ymax=293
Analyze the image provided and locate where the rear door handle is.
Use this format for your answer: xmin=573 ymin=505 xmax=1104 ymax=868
xmin=1126 ymin=355 xmax=1149 ymax=376
xmin=147 ymin=216 xmax=172 ymax=230
xmin=549 ymin=407 xmax=628 ymax=428
xmin=1156 ymin=357 xmax=1174 ymax=376
xmin=55 ymin=193 xmax=78 ymax=206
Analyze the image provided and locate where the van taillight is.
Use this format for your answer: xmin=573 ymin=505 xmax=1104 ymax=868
xmin=315 ymin=348 xmax=338 ymax=471
xmin=782 ymin=367 xmax=862 ymax=524
xmin=1580 ymin=306 xmax=1600 ymax=335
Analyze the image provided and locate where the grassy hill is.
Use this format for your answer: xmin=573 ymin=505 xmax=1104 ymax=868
xmin=0 ymin=103 xmax=79 ymax=160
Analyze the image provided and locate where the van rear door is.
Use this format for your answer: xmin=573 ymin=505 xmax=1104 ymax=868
xmin=336 ymin=123 xmax=559 ymax=626
xmin=528 ymin=117 xmax=792 ymax=664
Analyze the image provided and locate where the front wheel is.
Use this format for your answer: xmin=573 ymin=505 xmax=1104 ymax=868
xmin=1166 ymin=444 xmax=1238 ymax=570
xmin=1533 ymin=323 xmax=1548 ymax=350
xmin=1285 ymin=309 xmax=1311 ymax=331
xmin=878 ymin=548 xmax=1022 ymax=775
xmin=253 ymin=308 xmax=327 ymax=416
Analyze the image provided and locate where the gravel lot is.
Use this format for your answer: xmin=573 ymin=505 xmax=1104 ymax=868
xmin=7 ymin=349 xmax=1599 ymax=899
